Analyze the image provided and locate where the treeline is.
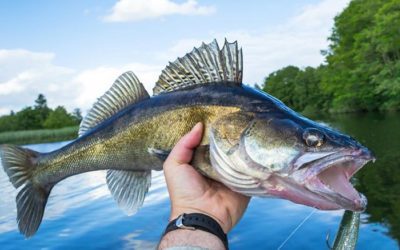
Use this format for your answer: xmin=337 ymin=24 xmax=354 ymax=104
xmin=262 ymin=0 xmax=400 ymax=113
xmin=0 ymin=94 xmax=82 ymax=132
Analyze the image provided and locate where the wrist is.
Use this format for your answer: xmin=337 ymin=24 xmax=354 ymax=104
xmin=159 ymin=229 xmax=225 ymax=250
xmin=170 ymin=207 xmax=231 ymax=233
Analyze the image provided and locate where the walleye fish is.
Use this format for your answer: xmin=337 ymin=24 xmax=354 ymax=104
xmin=0 ymin=39 xmax=374 ymax=237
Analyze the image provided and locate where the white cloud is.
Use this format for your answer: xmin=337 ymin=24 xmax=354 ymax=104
xmin=104 ymin=0 xmax=215 ymax=22
xmin=238 ymin=0 xmax=350 ymax=84
xmin=160 ymin=0 xmax=350 ymax=85
xmin=0 ymin=49 xmax=75 ymax=115
xmin=0 ymin=78 xmax=24 ymax=95
xmin=0 ymin=49 xmax=162 ymax=116
xmin=72 ymin=64 xmax=161 ymax=113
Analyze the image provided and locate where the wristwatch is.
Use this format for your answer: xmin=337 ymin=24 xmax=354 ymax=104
xmin=163 ymin=213 xmax=229 ymax=250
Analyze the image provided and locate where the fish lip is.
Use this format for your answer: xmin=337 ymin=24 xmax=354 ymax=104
xmin=296 ymin=148 xmax=374 ymax=211
xmin=300 ymin=148 xmax=374 ymax=180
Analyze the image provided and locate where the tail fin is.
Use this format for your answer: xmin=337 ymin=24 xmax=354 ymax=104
xmin=0 ymin=145 xmax=52 ymax=237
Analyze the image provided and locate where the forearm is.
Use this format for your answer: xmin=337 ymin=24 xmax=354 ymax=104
xmin=158 ymin=229 xmax=225 ymax=250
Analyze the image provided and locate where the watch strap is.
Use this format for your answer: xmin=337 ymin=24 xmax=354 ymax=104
xmin=163 ymin=213 xmax=228 ymax=250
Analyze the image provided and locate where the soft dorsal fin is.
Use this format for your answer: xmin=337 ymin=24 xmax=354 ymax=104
xmin=153 ymin=39 xmax=243 ymax=95
xmin=79 ymin=71 xmax=149 ymax=136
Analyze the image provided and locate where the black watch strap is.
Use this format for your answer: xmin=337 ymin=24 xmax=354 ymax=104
xmin=163 ymin=213 xmax=228 ymax=250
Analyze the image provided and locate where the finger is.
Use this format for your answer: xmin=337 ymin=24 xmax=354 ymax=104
xmin=164 ymin=122 xmax=203 ymax=167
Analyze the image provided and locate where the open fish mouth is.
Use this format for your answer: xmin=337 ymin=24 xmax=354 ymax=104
xmin=299 ymin=149 xmax=375 ymax=211
xmin=209 ymin=127 xmax=375 ymax=211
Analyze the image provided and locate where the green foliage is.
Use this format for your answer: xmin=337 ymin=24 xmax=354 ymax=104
xmin=263 ymin=66 xmax=300 ymax=108
xmin=35 ymin=94 xmax=47 ymax=108
xmin=0 ymin=112 xmax=18 ymax=132
xmin=15 ymin=107 xmax=43 ymax=130
xmin=72 ymin=108 xmax=83 ymax=123
xmin=34 ymin=93 xmax=51 ymax=125
xmin=262 ymin=0 xmax=400 ymax=113
xmin=263 ymin=65 xmax=328 ymax=114
xmin=0 ymin=94 xmax=81 ymax=133
xmin=43 ymin=106 xmax=78 ymax=129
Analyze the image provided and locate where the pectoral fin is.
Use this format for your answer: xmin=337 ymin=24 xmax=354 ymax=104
xmin=106 ymin=170 xmax=151 ymax=215
xmin=147 ymin=147 xmax=171 ymax=161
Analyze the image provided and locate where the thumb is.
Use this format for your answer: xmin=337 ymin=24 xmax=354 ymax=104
xmin=164 ymin=122 xmax=204 ymax=168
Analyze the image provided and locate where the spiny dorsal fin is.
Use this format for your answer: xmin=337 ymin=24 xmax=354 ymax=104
xmin=79 ymin=71 xmax=149 ymax=136
xmin=153 ymin=39 xmax=243 ymax=95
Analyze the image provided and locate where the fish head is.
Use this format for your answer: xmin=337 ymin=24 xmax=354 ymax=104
xmin=210 ymin=111 xmax=375 ymax=212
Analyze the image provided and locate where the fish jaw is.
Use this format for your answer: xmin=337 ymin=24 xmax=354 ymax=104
xmin=210 ymin=127 xmax=375 ymax=211
xmin=256 ymin=153 xmax=372 ymax=211
xmin=286 ymin=148 xmax=375 ymax=211
xmin=260 ymin=175 xmax=343 ymax=210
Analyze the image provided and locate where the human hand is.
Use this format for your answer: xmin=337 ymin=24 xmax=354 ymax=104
xmin=163 ymin=122 xmax=250 ymax=233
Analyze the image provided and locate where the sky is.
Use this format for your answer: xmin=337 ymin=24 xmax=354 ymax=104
xmin=0 ymin=0 xmax=350 ymax=115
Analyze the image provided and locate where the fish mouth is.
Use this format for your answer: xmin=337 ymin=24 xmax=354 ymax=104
xmin=210 ymin=128 xmax=375 ymax=211
xmin=298 ymin=148 xmax=375 ymax=211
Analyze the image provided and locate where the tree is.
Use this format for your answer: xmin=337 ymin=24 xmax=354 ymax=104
xmin=0 ymin=95 xmax=82 ymax=132
xmin=35 ymin=94 xmax=47 ymax=109
xmin=262 ymin=66 xmax=328 ymax=113
xmin=43 ymin=106 xmax=78 ymax=129
xmin=263 ymin=66 xmax=301 ymax=109
xmin=293 ymin=66 xmax=328 ymax=113
xmin=261 ymin=0 xmax=400 ymax=113
xmin=15 ymin=107 xmax=42 ymax=130
xmin=34 ymin=94 xmax=51 ymax=126
xmin=322 ymin=0 xmax=399 ymax=112
xmin=72 ymin=108 xmax=83 ymax=123
xmin=0 ymin=114 xmax=18 ymax=132
xmin=364 ymin=0 xmax=400 ymax=110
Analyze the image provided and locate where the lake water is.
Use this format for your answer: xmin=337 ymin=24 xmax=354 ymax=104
xmin=0 ymin=113 xmax=399 ymax=249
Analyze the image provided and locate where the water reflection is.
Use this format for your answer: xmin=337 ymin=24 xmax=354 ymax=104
xmin=0 ymin=113 xmax=399 ymax=249
xmin=122 ymin=231 xmax=158 ymax=250
xmin=0 ymin=141 xmax=111 ymax=234
xmin=323 ymin=113 xmax=400 ymax=246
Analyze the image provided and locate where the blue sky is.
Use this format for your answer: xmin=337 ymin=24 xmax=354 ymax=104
xmin=0 ymin=0 xmax=349 ymax=115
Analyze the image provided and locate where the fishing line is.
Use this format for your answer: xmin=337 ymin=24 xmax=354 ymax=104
xmin=277 ymin=208 xmax=317 ymax=250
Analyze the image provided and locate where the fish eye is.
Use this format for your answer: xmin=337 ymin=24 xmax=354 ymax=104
xmin=303 ymin=128 xmax=325 ymax=147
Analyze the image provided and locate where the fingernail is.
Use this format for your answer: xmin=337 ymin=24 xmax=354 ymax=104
xmin=192 ymin=122 xmax=203 ymax=131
